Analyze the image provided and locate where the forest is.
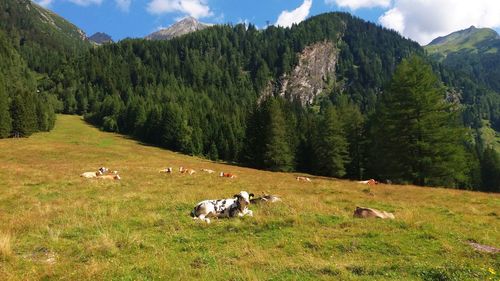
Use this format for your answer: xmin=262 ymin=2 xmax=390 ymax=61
xmin=0 ymin=5 xmax=498 ymax=191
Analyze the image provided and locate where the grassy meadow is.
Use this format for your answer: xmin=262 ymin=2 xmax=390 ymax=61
xmin=0 ymin=115 xmax=498 ymax=280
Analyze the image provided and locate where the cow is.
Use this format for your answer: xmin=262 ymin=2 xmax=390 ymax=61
xmin=220 ymin=172 xmax=236 ymax=178
xmin=250 ymin=194 xmax=282 ymax=204
xmin=97 ymin=174 xmax=121 ymax=180
xmin=353 ymin=207 xmax=394 ymax=219
xmin=80 ymin=171 xmax=102 ymax=179
xmin=201 ymin=169 xmax=215 ymax=174
xmin=191 ymin=191 xmax=254 ymax=223
xmin=159 ymin=167 xmax=173 ymax=173
xmin=296 ymin=176 xmax=312 ymax=182
xmin=357 ymin=179 xmax=379 ymax=185
xmin=179 ymin=167 xmax=195 ymax=175
xmin=98 ymin=167 xmax=109 ymax=174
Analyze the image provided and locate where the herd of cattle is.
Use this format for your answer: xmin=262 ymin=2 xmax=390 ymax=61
xmin=80 ymin=166 xmax=391 ymax=223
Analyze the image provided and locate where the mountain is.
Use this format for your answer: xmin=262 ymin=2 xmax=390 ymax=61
xmin=425 ymin=27 xmax=500 ymax=132
xmin=89 ymin=32 xmax=113 ymax=45
xmin=145 ymin=16 xmax=211 ymax=40
xmin=426 ymin=26 xmax=500 ymax=57
xmin=0 ymin=0 xmax=89 ymax=73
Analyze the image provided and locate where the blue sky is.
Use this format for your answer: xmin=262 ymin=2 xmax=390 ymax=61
xmin=36 ymin=0 xmax=500 ymax=45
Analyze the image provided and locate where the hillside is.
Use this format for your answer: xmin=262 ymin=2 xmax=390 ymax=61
xmin=0 ymin=115 xmax=498 ymax=280
xmin=426 ymin=26 xmax=500 ymax=57
xmin=0 ymin=0 xmax=89 ymax=73
xmin=425 ymin=27 xmax=500 ymax=130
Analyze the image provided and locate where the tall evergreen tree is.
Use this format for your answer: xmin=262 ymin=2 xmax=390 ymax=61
xmin=10 ymin=92 xmax=37 ymax=137
xmin=480 ymin=147 xmax=500 ymax=192
xmin=0 ymin=87 xmax=12 ymax=138
xmin=371 ymin=55 xmax=468 ymax=187
xmin=262 ymin=98 xmax=294 ymax=172
xmin=314 ymin=105 xmax=349 ymax=177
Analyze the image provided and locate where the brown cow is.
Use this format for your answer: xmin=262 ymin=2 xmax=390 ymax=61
xmin=220 ymin=172 xmax=236 ymax=178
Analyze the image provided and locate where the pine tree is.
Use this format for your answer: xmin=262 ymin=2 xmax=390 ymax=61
xmin=372 ymin=55 xmax=468 ymax=187
xmin=10 ymin=92 xmax=37 ymax=137
xmin=314 ymin=106 xmax=349 ymax=177
xmin=262 ymin=98 xmax=294 ymax=172
xmin=0 ymin=88 xmax=12 ymax=138
xmin=338 ymin=103 xmax=365 ymax=179
xmin=480 ymin=147 xmax=500 ymax=192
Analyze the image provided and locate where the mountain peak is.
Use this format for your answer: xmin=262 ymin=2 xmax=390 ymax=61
xmin=145 ymin=17 xmax=211 ymax=41
xmin=88 ymin=32 xmax=113 ymax=45
xmin=428 ymin=26 xmax=499 ymax=46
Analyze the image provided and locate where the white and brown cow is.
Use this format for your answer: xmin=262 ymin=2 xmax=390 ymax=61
xmin=220 ymin=172 xmax=236 ymax=178
xmin=159 ymin=167 xmax=173 ymax=173
xmin=80 ymin=171 xmax=102 ymax=179
xmin=191 ymin=191 xmax=254 ymax=223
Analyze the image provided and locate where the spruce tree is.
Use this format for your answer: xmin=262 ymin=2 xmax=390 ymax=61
xmin=0 ymin=86 xmax=12 ymax=138
xmin=372 ymin=55 xmax=468 ymax=187
xmin=10 ymin=92 xmax=37 ymax=137
xmin=262 ymin=98 xmax=294 ymax=172
xmin=480 ymin=147 xmax=500 ymax=192
xmin=314 ymin=106 xmax=349 ymax=177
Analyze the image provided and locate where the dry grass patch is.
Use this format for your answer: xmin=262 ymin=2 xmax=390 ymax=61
xmin=0 ymin=232 xmax=13 ymax=260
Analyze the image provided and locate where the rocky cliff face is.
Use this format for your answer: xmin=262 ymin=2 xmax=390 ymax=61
xmin=261 ymin=41 xmax=339 ymax=106
xmin=145 ymin=17 xmax=211 ymax=40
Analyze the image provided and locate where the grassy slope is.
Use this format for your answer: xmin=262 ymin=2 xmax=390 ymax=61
xmin=425 ymin=28 xmax=499 ymax=56
xmin=0 ymin=115 xmax=498 ymax=280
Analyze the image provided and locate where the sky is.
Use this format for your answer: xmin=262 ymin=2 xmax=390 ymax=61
xmin=35 ymin=0 xmax=500 ymax=45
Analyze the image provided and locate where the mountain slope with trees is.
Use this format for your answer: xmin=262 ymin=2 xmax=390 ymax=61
xmin=0 ymin=3 xmax=498 ymax=191
xmin=46 ymin=12 xmax=500 ymax=190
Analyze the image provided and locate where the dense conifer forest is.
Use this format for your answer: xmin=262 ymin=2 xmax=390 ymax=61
xmin=0 ymin=0 xmax=498 ymax=191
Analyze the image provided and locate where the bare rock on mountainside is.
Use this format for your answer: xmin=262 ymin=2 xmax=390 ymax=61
xmin=145 ymin=17 xmax=211 ymax=40
xmin=89 ymin=32 xmax=113 ymax=45
xmin=260 ymin=41 xmax=339 ymax=106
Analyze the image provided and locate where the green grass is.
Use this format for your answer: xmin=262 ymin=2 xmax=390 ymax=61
xmin=0 ymin=115 xmax=499 ymax=280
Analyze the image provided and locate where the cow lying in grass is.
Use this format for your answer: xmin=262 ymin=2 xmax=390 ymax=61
xmin=296 ymin=176 xmax=311 ymax=182
xmin=191 ymin=191 xmax=254 ymax=223
xmin=97 ymin=174 xmax=121 ymax=180
xmin=80 ymin=171 xmax=102 ymax=178
xmin=159 ymin=167 xmax=173 ymax=173
xmin=220 ymin=172 xmax=236 ymax=178
xmin=201 ymin=169 xmax=215 ymax=174
xmin=179 ymin=167 xmax=196 ymax=175
xmin=357 ymin=179 xmax=379 ymax=185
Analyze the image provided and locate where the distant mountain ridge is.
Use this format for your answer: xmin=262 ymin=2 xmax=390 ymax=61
xmin=145 ymin=17 xmax=211 ymax=40
xmin=0 ymin=0 xmax=90 ymax=73
xmin=426 ymin=26 xmax=500 ymax=57
xmin=89 ymin=32 xmax=113 ymax=45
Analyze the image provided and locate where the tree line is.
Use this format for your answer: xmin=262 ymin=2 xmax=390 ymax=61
xmin=0 ymin=9 xmax=498 ymax=191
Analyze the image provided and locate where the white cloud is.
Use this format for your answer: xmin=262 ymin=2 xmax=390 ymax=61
xmin=35 ymin=0 xmax=54 ymax=7
xmin=378 ymin=0 xmax=500 ymax=45
xmin=326 ymin=0 xmax=391 ymax=10
xmin=68 ymin=0 xmax=103 ymax=6
xmin=146 ymin=0 xmax=213 ymax=18
xmin=275 ymin=0 xmax=313 ymax=28
xmin=115 ymin=0 xmax=131 ymax=12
